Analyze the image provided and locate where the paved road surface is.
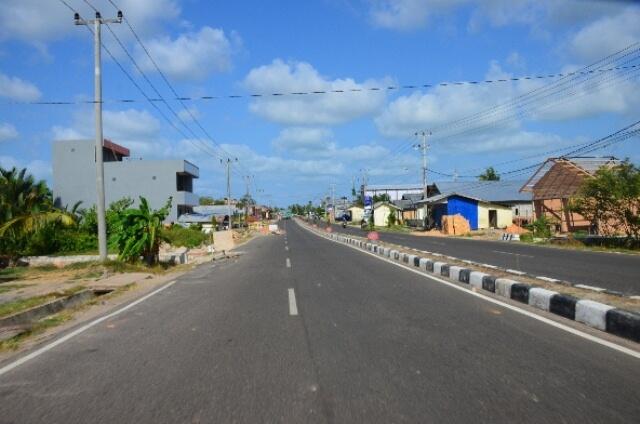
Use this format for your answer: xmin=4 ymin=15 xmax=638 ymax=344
xmin=327 ymin=222 xmax=640 ymax=295
xmin=0 ymin=220 xmax=638 ymax=423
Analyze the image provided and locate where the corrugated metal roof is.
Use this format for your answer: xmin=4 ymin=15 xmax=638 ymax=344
xmin=193 ymin=205 xmax=241 ymax=215
xmin=433 ymin=180 xmax=531 ymax=203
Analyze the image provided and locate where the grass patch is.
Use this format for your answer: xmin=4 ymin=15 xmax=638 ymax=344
xmin=0 ymin=286 xmax=85 ymax=318
xmin=0 ymin=310 xmax=75 ymax=352
xmin=0 ymin=284 xmax=28 ymax=294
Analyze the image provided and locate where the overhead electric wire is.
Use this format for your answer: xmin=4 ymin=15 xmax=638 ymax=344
xmin=104 ymin=0 xmax=250 ymax=177
xmin=56 ymin=0 xmax=231 ymax=169
xmin=5 ymin=64 xmax=638 ymax=106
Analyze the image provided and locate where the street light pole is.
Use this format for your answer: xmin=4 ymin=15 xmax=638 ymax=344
xmin=415 ymin=131 xmax=431 ymax=223
xmin=75 ymin=10 xmax=122 ymax=262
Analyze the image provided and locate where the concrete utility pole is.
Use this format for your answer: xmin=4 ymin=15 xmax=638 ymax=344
xmin=243 ymin=175 xmax=252 ymax=226
xmin=415 ymin=131 xmax=431 ymax=221
xmin=221 ymin=158 xmax=237 ymax=231
xmin=74 ymin=10 xmax=123 ymax=262
xmin=330 ymin=183 xmax=336 ymax=222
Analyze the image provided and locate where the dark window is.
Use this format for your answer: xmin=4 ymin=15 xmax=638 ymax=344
xmin=177 ymin=205 xmax=193 ymax=216
xmin=176 ymin=173 xmax=193 ymax=192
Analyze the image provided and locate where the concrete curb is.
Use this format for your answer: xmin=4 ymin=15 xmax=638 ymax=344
xmin=304 ymin=221 xmax=640 ymax=344
xmin=0 ymin=290 xmax=95 ymax=328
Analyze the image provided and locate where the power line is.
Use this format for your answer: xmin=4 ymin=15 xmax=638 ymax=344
xmin=104 ymin=0 xmax=251 ymax=177
xmin=6 ymin=63 xmax=640 ymax=106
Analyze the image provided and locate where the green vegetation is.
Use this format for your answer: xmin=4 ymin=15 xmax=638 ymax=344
xmin=162 ymin=224 xmax=209 ymax=248
xmin=373 ymin=193 xmax=390 ymax=203
xmin=526 ymin=216 xmax=552 ymax=239
xmin=0 ymin=167 xmax=76 ymax=264
xmin=386 ymin=212 xmax=396 ymax=227
xmin=0 ymin=286 xmax=84 ymax=318
xmin=478 ymin=166 xmax=500 ymax=181
xmin=569 ymin=160 xmax=640 ymax=244
xmin=110 ymin=197 xmax=172 ymax=265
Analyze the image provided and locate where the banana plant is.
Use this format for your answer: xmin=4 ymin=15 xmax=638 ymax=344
xmin=110 ymin=196 xmax=172 ymax=265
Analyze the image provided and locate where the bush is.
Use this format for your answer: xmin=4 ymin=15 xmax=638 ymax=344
xmin=526 ymin=216 xmax=552 ymax=239
xmin=162 ymin=225 xmax=208 ymax=248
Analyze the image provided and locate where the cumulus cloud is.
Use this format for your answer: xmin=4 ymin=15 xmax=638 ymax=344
xmin=244 ymin=59 xmax=390 ymax=125
xmin=51 ymin=107 xmax=167 ymax=156
xmin=137 ymin=26 xmax=237 ymax=80
xmin=0 ymin=0 xmax=180 ymax=45
xmin=0 ymin=123 xmax=18 ymax=142
xmin=376 ymin=59 xmax=640 ymax=140
xmin=0 ymin=72 xmax=41 ymax=101
xmin=568 ymin=8 xmax=640 ymax=62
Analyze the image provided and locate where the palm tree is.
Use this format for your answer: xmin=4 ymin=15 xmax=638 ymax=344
xmin=0 ymin=167 xmax=75 ymax=263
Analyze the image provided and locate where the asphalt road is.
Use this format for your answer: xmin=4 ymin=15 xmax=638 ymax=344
xmin=0 ymin=220 xmax=638 ymax=423
xmin=326 ymin=222 xmax=640 ymax=295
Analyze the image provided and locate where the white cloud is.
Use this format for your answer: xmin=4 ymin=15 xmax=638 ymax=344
xmin=0 ymin=72 xmax=41 ymax=101
xmin=0 ymin=122 xmax=18 ymax=142
xmin=369 ymin=0 xmax=468 ymax=30
xmin=376 ymin=61 xmax=532 ymax=137
xmin=137 ymin=26 xmax=237 ymax=81
xmin=376 ymin=59 xmax=640 ymax=140
xmin=51 ymin=107 xmax=166 ymax=156
xmin=367 ymin=0 xmax=632 ymax=35
xmin=244 ymin=59 xmax=390 ymax=125
xmin=568 ymin=8 xmax=640 ymax=62
xmin=0 ymin=0 xmax=180 ymax=45
xmin=272 ymin=127 xmax=335 ymax=153
xmin=177 ymin=106 xmax=201 ymax=122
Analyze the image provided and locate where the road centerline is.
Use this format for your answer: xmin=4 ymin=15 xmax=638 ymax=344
xmin=288 ymin=288 xmax=298 ymax=316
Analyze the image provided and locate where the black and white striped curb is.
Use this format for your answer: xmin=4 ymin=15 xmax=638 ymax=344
xmin=306 ymin=225 xmax=640 ymax=344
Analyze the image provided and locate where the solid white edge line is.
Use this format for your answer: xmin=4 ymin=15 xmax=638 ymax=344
xmin=288 ymin=288 xmax=298 ymax=316
xmin=0 ymin=280 xmax=177 ymax=378
xmin=296 ymin=222 xmax=640 ymax=360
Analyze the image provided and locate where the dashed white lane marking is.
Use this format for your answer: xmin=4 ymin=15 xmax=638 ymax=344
xmin=0 ymin=280 xmax=177 ymax=378
xmin=285 ymin=246 xmax=289 ymax=251
xmin=286 ymin=258 xmax=291 ymax=268
xmin=492 ymin=250 xmax=534 ymax=258
xmin=288 ymin=288 xmax=298 ymax=316
xmin=575 ymin=284 xmax=606 ymax=292
xmin=538 ymin=276 xmax=561 ymax=283
xmin=298 ymin=223 xmax=640 ymax=360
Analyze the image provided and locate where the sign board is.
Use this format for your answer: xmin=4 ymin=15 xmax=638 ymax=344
xmin=364 ymin=196 xmax=373 ymax=207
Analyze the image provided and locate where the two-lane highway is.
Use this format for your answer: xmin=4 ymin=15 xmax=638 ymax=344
xmin=327 ymin=222 xmax=640 ymax=295
xmin=0 ymin=220 xmax=638 ymax=423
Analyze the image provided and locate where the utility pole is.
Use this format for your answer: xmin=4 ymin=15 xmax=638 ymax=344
xmin=330 ymin=183 xmax=336 ymax=223
xmin=415 ymin=131 xmax=431 ymax=223
xmin=221 ymin=158 xmax=237 ymax=231
xmin=74 ymin=10 xmax=123 ymax=262
xmin=243 ymin=175 xmax=252 ymax=226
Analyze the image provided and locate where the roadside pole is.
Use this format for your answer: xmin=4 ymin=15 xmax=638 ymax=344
xmin=415 ymin=131 xmax=431 ymax=226
xmin=74 ymin=10 xmax=123 ymax=262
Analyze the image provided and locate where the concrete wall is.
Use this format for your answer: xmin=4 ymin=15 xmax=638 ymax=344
xmin=53 ymin=140 xmax=199 ymax=222
xmin=477 ymin=202 xmax=512 ymax=229
xmin=373 ymin=205 xmax=399 ymax=227
xmin=349 ymin=207 xmax=364 ymax=222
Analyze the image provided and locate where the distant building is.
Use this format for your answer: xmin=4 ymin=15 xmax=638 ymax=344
xmin=420 ymin=193 xmax=512 ymax=230
xmin=53 ymin=139 xmax=199 ymax=222
xmin=373 ymin=202 xmax=402 ymax=227
xmin=520 ymin=156 xmax=620 ymax=233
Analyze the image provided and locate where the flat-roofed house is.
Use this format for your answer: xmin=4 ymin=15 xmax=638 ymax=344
xmin=53 ymin=139 xmax=199 ymax=222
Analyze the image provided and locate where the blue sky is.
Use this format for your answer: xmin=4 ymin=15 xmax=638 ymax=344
xmin=1 ymin=0 xmax=639 ymax=207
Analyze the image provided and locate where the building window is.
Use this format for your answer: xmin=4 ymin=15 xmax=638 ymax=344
xmin=177 ymin=205 xmax=193 ymax=216
xmin=515 ymin=208 xmax=519 ymax=216
xmin=112 ymin=177 xmax=116 ymax=181
xmin=152 ymin=176 xmax=156 ymax=180
xmin=176 ymin=173 xmax=193 ymax=192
